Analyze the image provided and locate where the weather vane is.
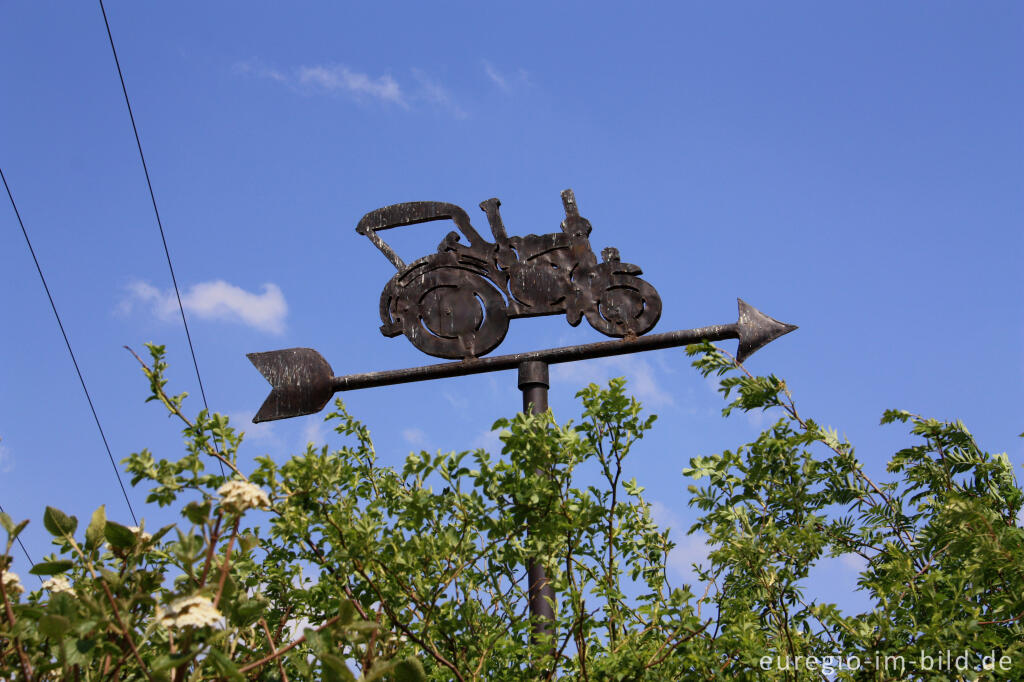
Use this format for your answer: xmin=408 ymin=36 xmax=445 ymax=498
xmin=247 ymin=187 xmax=797 ymax=648
xmin=358 ymin=189 xmax=661 ymax=359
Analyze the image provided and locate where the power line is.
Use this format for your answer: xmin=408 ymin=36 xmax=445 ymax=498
xmin=0 ymin=501 xmax=35 ymax=570
xmin=97 ymin=1 xmax=224 ymax=476
xmin=1 ymin=165 xmax=138 ymax=526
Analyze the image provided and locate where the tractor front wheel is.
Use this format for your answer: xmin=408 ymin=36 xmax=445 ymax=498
xmin=583 ymin=264 xmax=662 ymax=338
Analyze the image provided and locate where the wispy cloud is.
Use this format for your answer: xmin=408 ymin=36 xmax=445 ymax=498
xmin=649 ymin=499 xmax=710 ymax=583
xmin=236 ymin=59 xmax=473 ymax=117
xmin=667 ymin=533 xmax=712 ymax=584
xmin=412 ymin=69 xmax=466 ymax=118
xmin=471 ymin=427 xmax=505 ymax=454
xmin=297 ymin=65 xmax=405 ymax=105
xmin=226 ymin=411 xmax=278 ymax=444
xmin=648 ymin=499 xmax=683 ymax=529
xmin=443 ymin=391 xmax=469 ymax=411
xmin=552 ymin=356 xmax=674 ymax=407
xmin=403 ymin=428 xmax=428 ymax=447
xmin=301 ymin=419 xmax=328 ymax=449
xmin=233 ymin=59 xmax=287 ymax=83
xmin=120 ymin=280 xmax=287 ymax=334
xmin=838 ymin=553 xmax=867 ymax=573
xmin=0 ymin=441 xmax=12 ymax=474
xmin=482 ymin=61 xmax=531 ymax=92
xmin=236 ymin=58 xmax=407 ymax=106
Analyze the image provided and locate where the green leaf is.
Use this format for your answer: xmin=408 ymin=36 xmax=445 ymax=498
xmin=149 ymin=523 xmax=175 ymax=545
xmin=0 ymin=512 xmax=12 ymax=535
xmin=305 ymin=628 xmax=355 ymax=681
xmin=151 ymin=652 xmax=195 ymax=673
xmin=233 ymin=594 xmax=269 ymax=627
xmin=29 ymin=560 xmax=75 ymax=576
xmin=392 ymin=658 xmax=427 ymax=682
xmin=182 ymin=500 xmax=211 ymax=525
xmin=104 ymin=521 xmax=137 ymax=550
xmin=43 ymin=506 xmax=78 ymax=537
xmin=66 ymin=638 xmax=97 ymax=667
xmin=319 ymin=655 xmax=354 ymax=682
xmin=38 ymin=614 xmax=71 ymax=637
xmin=239 ymin=531 xmax=259 ymax=554
xmin=338 ymin=598 xmax=355 ymax=626
xmin=9 ymin=519 xmax=29 ymax=544
xmin=206 ymin=649 xmax=244 ymax=681
xmin=85 ymin=505 xmax=106 ymax=551
xmin=99 ymin=568 xmax=122 ymax=589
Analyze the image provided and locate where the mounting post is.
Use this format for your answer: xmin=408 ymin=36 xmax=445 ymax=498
xmin=518 ymin=360 xmax=557 ymax=653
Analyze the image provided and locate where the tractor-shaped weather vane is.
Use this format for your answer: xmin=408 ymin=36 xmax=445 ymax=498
xmin=356 ymin=189 xmax=662 ymax=359
xmin=248 ymin=185 xmax=799 ymax=661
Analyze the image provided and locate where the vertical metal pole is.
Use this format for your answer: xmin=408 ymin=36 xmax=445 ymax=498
xmin=518 ymin=360 xmax=556 ymax=648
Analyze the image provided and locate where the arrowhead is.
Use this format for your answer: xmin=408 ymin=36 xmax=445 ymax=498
xmin=247 ymin=348 xmax=335 ymax=422
xmin=734 ymin=299 xmax=798 ymax=363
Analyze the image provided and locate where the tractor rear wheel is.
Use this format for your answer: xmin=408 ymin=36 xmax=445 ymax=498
xmin=398 ymin=268 xmax=509 ymax=359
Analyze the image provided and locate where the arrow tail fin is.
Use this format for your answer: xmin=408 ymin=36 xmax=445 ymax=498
xmin=247 ymin=348 xmax=335 ymax=422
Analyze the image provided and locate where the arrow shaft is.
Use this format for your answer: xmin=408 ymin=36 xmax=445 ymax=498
xmin=332 ymin=323 xmax=738 ymax=392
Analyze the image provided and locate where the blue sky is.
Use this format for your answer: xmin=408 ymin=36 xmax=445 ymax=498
xmin=2 ymin=2 xmax=1021 ymax=612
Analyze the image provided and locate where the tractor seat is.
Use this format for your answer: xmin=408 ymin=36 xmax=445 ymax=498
xmin=508 ymin=232 xmax=571 ymax=262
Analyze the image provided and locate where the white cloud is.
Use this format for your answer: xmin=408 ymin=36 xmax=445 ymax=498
xmin=226 ymin=411 xmax=278 ymax=444
xmin=649 ymin=499 xmax=710 ymax=583
xmin=403 ymin=428 xmax=427 ymax=447
xmin=232 ymin=59 xmax=287 ymax=83
xmin=667 ymin=532 xmax=712 ymax=584
xmin=838 ymin=553 xmax=867 ymax=573
xmin=648 ymin=499 xmax=683 ymax=529
xmin=551 ymin=356 xmax=674 ymax=407
xmin=298 ymin=65 xmax=405 ymax=105
xmin=471 ymin=427 xmax=505 ymax=454
xmin=121 ymin=279 xmax=287 ymax=334
xmin=482 ymin=61 xmax=531 ymax=92
xmin=443 ymin=391 xmax=469 ymax=411
xmin=300 ymin=418 xmax=327 ymax=449
xmin=0 ymin=442 xmax=12 ymax=473
xmin=412 ymin=69 xmax=466 ymax=118
xmin=236 ymin=59 xmax=473 ymax=117
xmin=746 ymin=409 xmax=771 ymax=430
xmin=236 ymin=58 xmax=405 ymax=106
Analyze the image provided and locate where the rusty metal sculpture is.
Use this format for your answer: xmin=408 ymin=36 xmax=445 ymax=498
xmin=249 ymin=185 xmax=798 ymax=659
xmin=357 ymin=189 xmax=662 ymax=359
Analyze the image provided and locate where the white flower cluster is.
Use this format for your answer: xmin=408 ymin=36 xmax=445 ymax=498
xmin=128 ymin=526 xmax=153 ymax=543
xmin=1 ymin=570 xmax=23 ymax=597
xmin=217 ymin=479 xmax=270 ymax=513
xmin=105 ymin=524 xmax=154 ymax=554
xmin=42 ymin=574 xmax=75 ymax=596
xmin=157 ymin=595 xmax=224 ymax=630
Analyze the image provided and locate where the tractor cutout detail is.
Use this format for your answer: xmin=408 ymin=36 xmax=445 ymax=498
xmin=356 ymin=189 xmax=663 ymax=360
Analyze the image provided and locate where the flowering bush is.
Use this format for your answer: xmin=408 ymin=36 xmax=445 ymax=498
xmin=1 ymin=341 xmax=1022 ymax=680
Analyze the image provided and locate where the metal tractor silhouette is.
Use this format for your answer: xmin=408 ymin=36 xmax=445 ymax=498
xmin=356 ymin=189 xmax=662 ymax=360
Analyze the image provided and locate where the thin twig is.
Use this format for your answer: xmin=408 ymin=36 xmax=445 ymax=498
xmin=258 ymin=617 xmax=290 ymax=682
xmin=979 ymin=609 xmax=1024 ymax=626
xmin=124 ymin=346 xmax=244 ymax=478
xmin=197 ymin=514 xmax=223 ymax=588
xmin=644 ymin=619 xmax=712 ymax=670
xmin=213 ymin=518 xmax=240 ymax=608
xmin=238 ymin=614 xmax=341 ymax=674
xmin=0 ymin=576 xmax=33 ymax=680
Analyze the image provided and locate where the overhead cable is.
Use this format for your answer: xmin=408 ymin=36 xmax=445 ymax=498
xmin=0 ymin=501 xmax=35 ymax=570
xmin=97 ymin=1 xmax=225 ymax=476
xmin=2 ymin=165 xmax=138 ymax=526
